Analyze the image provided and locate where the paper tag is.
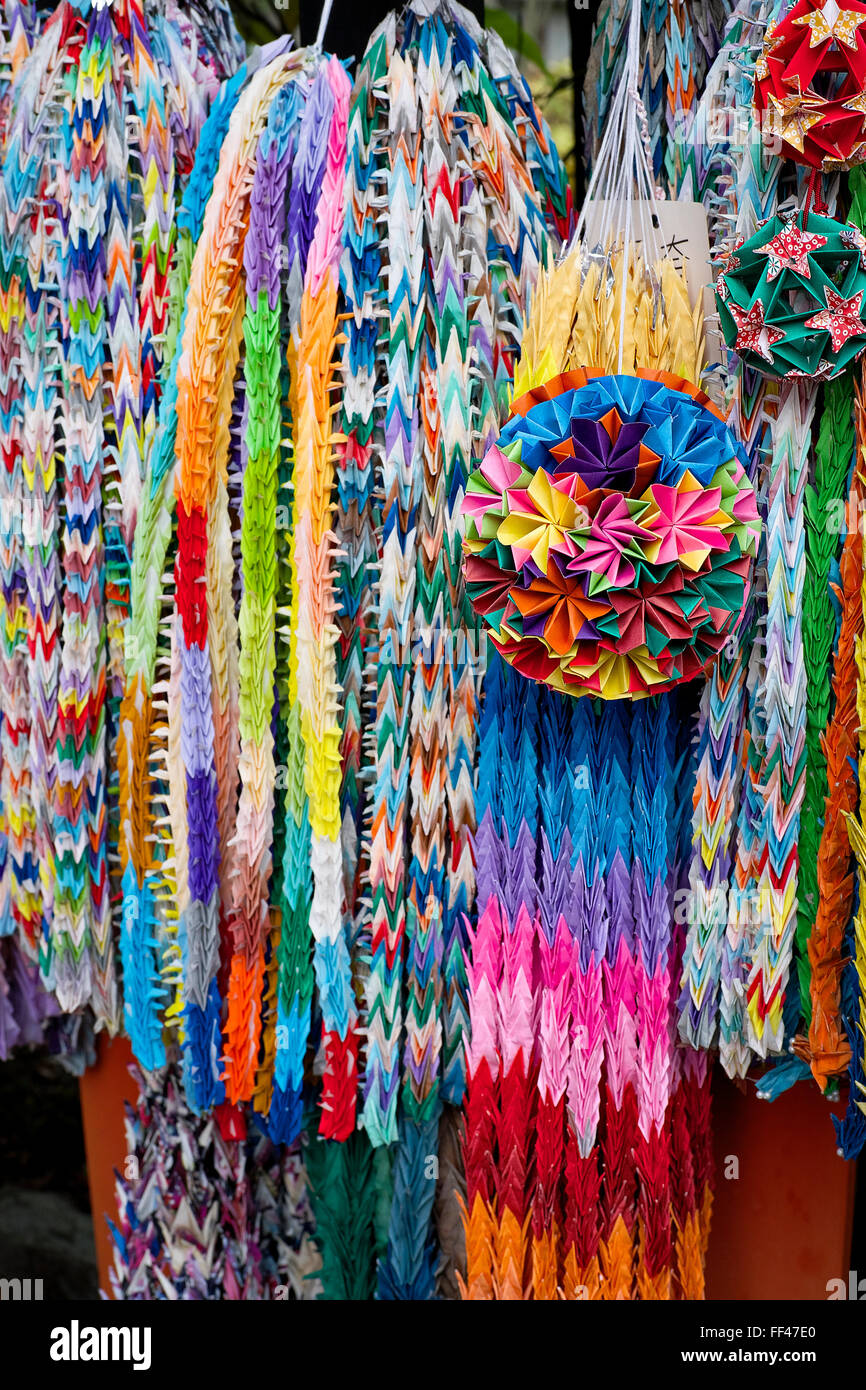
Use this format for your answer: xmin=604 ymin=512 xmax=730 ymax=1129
xmin=583 ymin=199 xmax=725 ymax=407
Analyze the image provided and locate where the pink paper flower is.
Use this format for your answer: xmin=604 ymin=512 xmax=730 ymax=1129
xmin=566 ymin=494 xmax=655 ymax=590
xmin=639 ymin=480 xmax=729 ymax=569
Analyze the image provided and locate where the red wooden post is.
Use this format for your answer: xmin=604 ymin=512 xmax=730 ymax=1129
xmin=706 ymin=1068 xmax=857 ymax=1300
xmin=78 ymin=1033 xmax=136 ymax=1298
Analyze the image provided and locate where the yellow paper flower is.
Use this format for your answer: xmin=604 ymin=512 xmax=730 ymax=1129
xmin=497 ymin=469 xmax=580 ymax=571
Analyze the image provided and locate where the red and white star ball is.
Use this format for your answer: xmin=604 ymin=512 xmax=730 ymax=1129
xmin=754 ymin=0 xmax=866 ymax=169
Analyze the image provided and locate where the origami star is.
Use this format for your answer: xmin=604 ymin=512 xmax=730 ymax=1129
xmin=804 ymin=285 xmax=866 ymax=350
xmin=464 ymin=444 xmax=524 ymax=523
xmin=694 ymin=555 xmax=751 ymax=628
xmin=551 ymin=407 xmax=659 ymax=492
xmin=765 ymin=91 xmax=825 ymax=154
xmin=727 ymin=298 xmax=786 ymax=361
xmin=597 ymin=571 xmax=698 ymax=656
xmin=463 ymin=554 xmax=520 ymax=624
xmin=755 ymin=215 xmax=827 ymax=279
xmin=791 ymin=0 xmax=866 ymax=49
xmin=639 ymin=480 xmax=730 ymax=570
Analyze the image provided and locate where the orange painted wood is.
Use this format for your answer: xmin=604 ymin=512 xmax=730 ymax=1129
xmin=78 ymin=1032 xmax=136 ymax=1298
xmin=706 ymin=1067 xmax=857 ymax=1300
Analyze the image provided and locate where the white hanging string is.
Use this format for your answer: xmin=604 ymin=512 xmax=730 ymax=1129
xmin=315 ymin=0 xmax=336 ymax=51
xmin=568 ymin=0 xmax=664 ymax=371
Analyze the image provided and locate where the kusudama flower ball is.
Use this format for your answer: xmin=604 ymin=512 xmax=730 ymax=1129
xmin=462 ymin=370 xmax=761 ymax=700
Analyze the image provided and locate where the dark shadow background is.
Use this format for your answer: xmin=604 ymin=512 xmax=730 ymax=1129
xmin=0 ymin=1054 xmax=97 ymax=1298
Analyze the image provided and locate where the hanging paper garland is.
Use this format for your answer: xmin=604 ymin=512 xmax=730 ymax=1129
xmin=0 ymin=0 xmax=242 ymax=1032
xmin=799 ymin=170 xmax=866 ymax=1112
xmin=0 ymin=2 xmax=37 ymax=147
xmin=463 ymin=369 xmax=760 ymax=699
xmin=583 ymin=0 xmax=735 ymax=191
xmin=680 ymin=3 xmax=866 ymax=1134
xmin=336 ymin=0 xmax=570 ymax=1300
xmin=716 ymin=209 xmax=866 ymax=378
xmin=753 ymin=0 xmax=866 ymax=171
xmin=165 ymin=45 xmax=350 ymax=1119
xmin=461 ymin=0 xmax=716 ymax=1304
xmin=840 ymin=350 xmax=866 ymax=1149
xmin=116 ymin=0 xmax=571 ymax=1301
xmin=118 ymin=56 xmax=253 ymax=1076
xmin=795 ymin=374 xmax=857 ymax=1032
xmin=798 ymin=449 xmax=862 ymax=1086
xmin=680 ymin=2 xmax=787 ymax=1063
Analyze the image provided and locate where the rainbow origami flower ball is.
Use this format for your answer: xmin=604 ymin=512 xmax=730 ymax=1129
xmin=462 ymin=370 xmax=760 ymax=699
